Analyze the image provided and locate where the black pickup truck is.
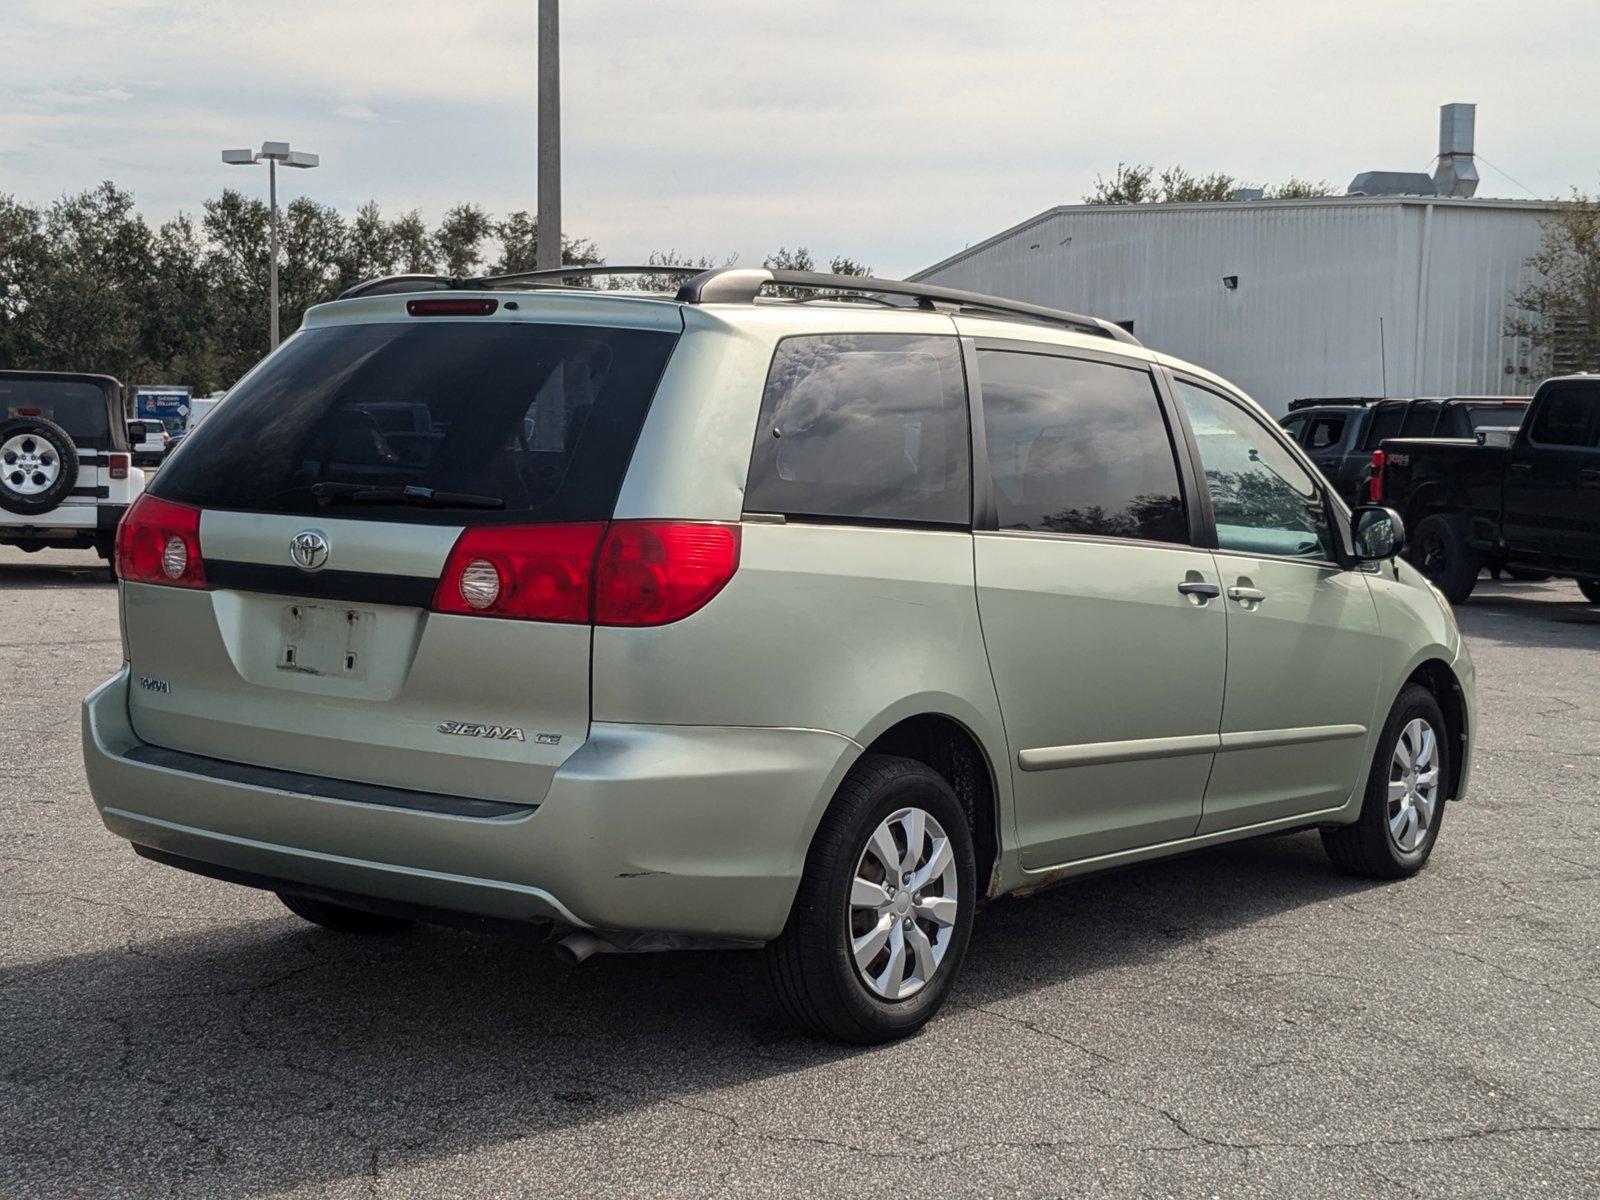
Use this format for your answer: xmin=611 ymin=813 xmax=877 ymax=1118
xmin=1281 ymin=395 xmax=1529 ymax=508
xmin=1374 ymin=375 xmax=1600 ymax=604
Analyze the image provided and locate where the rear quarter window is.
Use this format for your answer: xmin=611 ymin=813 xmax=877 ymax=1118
xmin=744 ymin=334 xmax=970 ymax=525
xmin=1304 ymin=414 xmax=1347 ymax=450
xmin=150 ymin=321 xmax=679 ymax=524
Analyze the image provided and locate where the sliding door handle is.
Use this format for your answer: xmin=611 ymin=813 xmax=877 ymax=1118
xmin=1177 ymin=581 xmax=1222 ymax=598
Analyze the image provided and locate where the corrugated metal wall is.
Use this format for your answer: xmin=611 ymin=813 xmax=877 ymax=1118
xmin=916 ymin=198 xmax=1550 ymax=414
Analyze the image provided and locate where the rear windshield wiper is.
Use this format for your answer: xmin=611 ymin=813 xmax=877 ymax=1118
xmin=310 ymin=482 xmax=505 ymax=510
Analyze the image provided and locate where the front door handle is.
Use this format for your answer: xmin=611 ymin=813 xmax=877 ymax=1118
xmin=1177 ymin=581 xmax=1222 ymax=598
xmin=1227 ymin=585 xmax=1267 ymax=605
xmin=1508 ymin=460 xmax=1534 ymax=473
xmin=1580 ymin=468 xmax=1600 ymax=488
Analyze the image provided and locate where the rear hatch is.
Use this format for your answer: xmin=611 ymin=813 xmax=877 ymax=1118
xmin=125 ymin=297 xmax=681 ymax=805
xmin=0 ymin=372 xmax=122 ymax=516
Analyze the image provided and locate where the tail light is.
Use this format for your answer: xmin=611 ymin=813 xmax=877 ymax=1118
xmin=116 ymin=494 xmax=208 ymax=589
xmin=432 ymin=520 xmax=740 ymax=626
xmin=1367 ymin=449 xmax=1386 ymax=503
xmin=107 ymin=452 xmax=130 ymax=480
xmin=594 ymin=521 xmax=741 ymax=626
xmin=433 ymin=523 xmax=607 ymax=622
xmin=407 ymin=298 xmax=499 ymax=317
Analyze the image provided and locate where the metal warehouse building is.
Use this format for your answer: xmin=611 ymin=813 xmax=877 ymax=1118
xmin=913 ymin=108 xmax=1555 ymax=415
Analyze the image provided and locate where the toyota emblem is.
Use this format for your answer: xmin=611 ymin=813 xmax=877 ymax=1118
xmin=289 ymin=529 xmax=331 ymax=572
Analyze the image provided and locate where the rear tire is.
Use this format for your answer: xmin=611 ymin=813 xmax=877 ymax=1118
xmin=278 ymin=892 xmax=414 ymax=934
xmin=1579 ymin=579 xmax=1600 ymax=605
xmin=1410 ymin=513 xmax=1478 ymax=604
xmin=1322 ymin=685 xmax=1449 ymax=879
xmin=766 ymin=754 xmax=976 ymax=1044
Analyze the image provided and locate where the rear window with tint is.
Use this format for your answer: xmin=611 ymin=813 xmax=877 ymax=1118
xmin=0 ymin=378 xmax=114 ymax=446
xmin=1304 ymin=414 xmax=1346 ymax=450
xmin=151 ymin=322 xmax=678 ymax=524
xmin=1364 ymin=403 xmax=1406 ymax=448
xmin=744 ymin=334 xmax=970 ymax=526
xmin=1399 ymin=402 xmax=1441 ymax=437
xmin=1528 ymin=386 xmax=1600 ymax=448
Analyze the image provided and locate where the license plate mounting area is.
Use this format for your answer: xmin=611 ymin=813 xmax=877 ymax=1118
xmin=278 ymin=603 xmax=374 ymax=680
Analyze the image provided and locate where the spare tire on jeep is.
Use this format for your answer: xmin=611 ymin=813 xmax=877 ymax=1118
xmin=0 ymin=416 xmax=79 ymax=515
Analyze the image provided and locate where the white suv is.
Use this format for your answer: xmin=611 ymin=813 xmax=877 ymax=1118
xmin=1 ymin=370 xmax=145 ymax=559
xmin=83 ymin=268 xmax=1473 ymax=1042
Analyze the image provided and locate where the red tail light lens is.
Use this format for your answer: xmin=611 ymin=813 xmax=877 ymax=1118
xmin=107 ymin=452 xmax=130 ymax=480
xmin=1367 ymin=449 xmax=1387 ymax=503
xmin=432 ymin=522 xmax=607 ymax=622
xmin=594 ymin=521 xmax=740 ymax=627
xmin=431 ymin=520 xmax=741 ymax=626
xmin=116 ymin=494 xmax=208 ymax=589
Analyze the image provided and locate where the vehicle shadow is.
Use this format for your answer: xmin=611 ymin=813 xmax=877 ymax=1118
xmin=0 ymin=557 xmax=115 ymax=589
xmin=1 ymin=830 xmax=1384 ymax=1196
xmin=1456 ymin=581 xmax=1600 ymax=651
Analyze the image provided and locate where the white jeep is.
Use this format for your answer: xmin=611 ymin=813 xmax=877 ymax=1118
xmin=0 ymin=370 xmax=146 ymax=560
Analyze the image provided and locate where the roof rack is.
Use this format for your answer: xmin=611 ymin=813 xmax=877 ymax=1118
xmin=337 ymin=265 xmax=1140 ymax=346
xmin=1285 ymin=396 xmax=1391 ymax=411
xmin=675 ymin=268 xmax=1140 ymax=345
xmin=339 ymin=265 xmax=705 ymax=301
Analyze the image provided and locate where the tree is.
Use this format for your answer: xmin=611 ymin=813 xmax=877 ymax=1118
xmin=609 ymin=249 xmax=733 ymax=292
xmin=1085 ymin=163 xmax=1157 ymax=205
xmin=488 ymin=211 xmax=603 ymax=276
xmin=1085 ymin=165 xmax=1337 ymax=204
xmin=1507 ymin=188 xmax=1600 ymax=373
xmin=22 ymin=183 xmax=156 ymax=382
xmin=763 ymin=246 xmax=815 ymax=272
xmin=434 ymin=204 xmax=493 ymax=277
xmin=1157 ymin=167 xmax=1237 ymax=203
xmin=828 ymin=255 xmax=872 ymax=276
xmin=0 ymin=184 xmax=612 ymax=391
xmin=1268 ymin=177 xmax=1337 ymax=200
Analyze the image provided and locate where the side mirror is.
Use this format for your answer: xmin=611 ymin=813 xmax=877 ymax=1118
xmin=1351 ymin=505 xmax=1405 ymax=562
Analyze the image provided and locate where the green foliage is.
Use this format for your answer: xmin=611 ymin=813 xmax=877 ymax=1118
xmin=0 ymin=183 xmax=873 ymax=395
xmin=0 ymin=185 xmax=618 ymax=393
xmin=1267 ymin=177 xmax=1337 ymax=200
xmin=1085 ymin=165 xmax=1338 ymax=205
xmin=1507 ymin=188 xmax=1600 ymax=373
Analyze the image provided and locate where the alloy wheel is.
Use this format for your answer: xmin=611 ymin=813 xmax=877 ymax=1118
xmin=2 ymin=434 xmax=61 ymax=496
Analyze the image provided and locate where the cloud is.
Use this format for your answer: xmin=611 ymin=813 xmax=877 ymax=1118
xmin=0 ymin=0 xmax=1595 ymax=274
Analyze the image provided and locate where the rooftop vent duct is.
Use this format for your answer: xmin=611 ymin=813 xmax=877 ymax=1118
xmin=1347 ymin=171 xmax=1437 ymax=197
xmin=1433 ymin=102 xmax=1479 ymax=198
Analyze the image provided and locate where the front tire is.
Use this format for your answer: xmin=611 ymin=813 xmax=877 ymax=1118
xmin=278 ymin=892 xmax=414 ymax=934
xmin=1579 ymin=579 xmax=1600 ymax=605
xmin=1410 ymin=513 xmax=1478 ymax=604
xmin=1322 ymin=685 xmax=1449 ymax=879
xmin=766 ymin=754 xmax=976 ymax=1044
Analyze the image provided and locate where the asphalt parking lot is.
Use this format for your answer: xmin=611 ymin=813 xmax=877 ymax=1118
xmin=1 ymin=547 xmax=1596 ymax=1199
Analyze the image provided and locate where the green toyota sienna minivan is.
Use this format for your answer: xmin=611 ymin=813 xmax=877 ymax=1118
xmin=83 ymin=267 xmax=1475 ymax=1043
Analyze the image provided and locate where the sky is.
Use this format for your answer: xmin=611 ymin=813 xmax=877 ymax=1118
xmin=2 ymin=0 xmax=1595 ymax=278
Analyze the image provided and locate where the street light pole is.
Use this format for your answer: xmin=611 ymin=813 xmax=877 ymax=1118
xmin=536 ymin=0 xmax=561 ymax=271
xmin=268 ymin=157 xmax=279 ymax=348
xmin=222 ymin=142 xmax=319 ymax=351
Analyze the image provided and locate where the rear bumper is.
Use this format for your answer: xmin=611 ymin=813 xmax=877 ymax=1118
xmin=83 ymin=668 xmax=855 ymax=940
xmin=0 ymin=503 xmax=124 ymax=543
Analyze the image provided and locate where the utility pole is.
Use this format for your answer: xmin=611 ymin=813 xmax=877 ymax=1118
xmin=536 ymin=0 xmax=562 ymax=271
